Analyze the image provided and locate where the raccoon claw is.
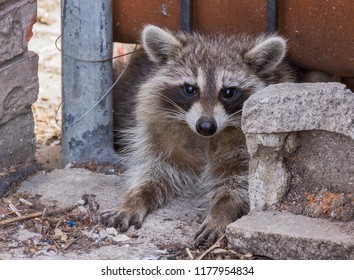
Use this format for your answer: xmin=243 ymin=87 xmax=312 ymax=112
xmin=115 ymin=211 xmax=143 ymax=232
xmin=194 ymin=223 xmax=221 ymax=248
xmin=100 ymin=209 xmax=145 ymax=232
xmin=100 ymin=209 xmax=118 ymax=227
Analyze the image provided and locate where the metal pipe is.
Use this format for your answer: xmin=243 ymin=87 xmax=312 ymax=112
xmin=266 ymin=0 xmax=279 ymax=33
xmin=61 ymin=0 xmax=118 ymax=166
xmin=181 ymin=0 xmax=193 ymax=32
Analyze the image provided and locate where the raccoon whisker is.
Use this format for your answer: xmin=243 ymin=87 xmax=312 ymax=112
xmin=157 ymin=94 xmax=187 ymax=115
xmin=159 ymin=94 xmax=186 ymax=113
xmin=225 ymin=109 xmax=243 ymax=131
xmin=229 ymin=109 xmax=243 ymax=118
xmin=154 ymin=106 xmax=186 ymax=122
xmin=156 ymin=103 xmax=186 ymax=119
xmin=163 ymin=112 xmax=186 ymax=122
xmin=160 ymin=106 xmax=185 ymax=117
xmin=153 ymin=113 xmax=183 ymax=124
xmin=232 ymin=124 xmax=242 ymax=131
xmin=168 ymin=110 xmax=188 ymax=121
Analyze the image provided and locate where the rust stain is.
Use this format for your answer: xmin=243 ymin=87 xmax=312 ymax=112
xmin=304 ymin=190 xmax=354 ymax=221
xmin=306 ymin=191 xmax=341 ymax=210
xmin=304 ymin=192 xmax=316 ymax=206
xmin=26 ymin=15 xmax=37 ymax=42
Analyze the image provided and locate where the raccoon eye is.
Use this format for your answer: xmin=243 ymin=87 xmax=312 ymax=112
xmin=183 ymin=84 xmax=198 ymax=96
xmin=220 ymin=87 xmax=241 ymax=100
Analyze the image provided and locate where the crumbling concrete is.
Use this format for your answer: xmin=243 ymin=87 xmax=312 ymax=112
xmin=227 ymin=82 xmax=354 ymax=259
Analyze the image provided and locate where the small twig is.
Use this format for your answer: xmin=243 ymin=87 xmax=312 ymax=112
xmin=55 ymin=217 xmax=65 ymax=229
xmin=8 ymin=201 xmax=21 ymax=217
xmin=0 ymin=206 xmax=77 ymax=227
xmin=196 ymin=233 xmax=226 ymax=260
xmin=52 ymin=239 xmax=61 ymax=251
xmin=64 ymin=236 xmax=83 ymax=250
xmin=80 ymin=229 xmax=93 ymax=239
xmin=19 ymin=198 xmax=33 ymax=206
xmin=186 ymin=247 xmax=194 ymax=260
xmin=41 ymin=207 xmax=48 ymax=219
xmin=0 ymin=212 xmax=42 ymax=226
xmin=228 ymin=249 xmax=254 ymax=259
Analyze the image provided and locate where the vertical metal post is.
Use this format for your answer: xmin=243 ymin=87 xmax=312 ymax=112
xmin=62 ymin=0 xmax=118 ymax=166
xmin=181 ymin=0 xmax=193 ymax=32
xmin=266 ymin=0 xmax=279 ymax=33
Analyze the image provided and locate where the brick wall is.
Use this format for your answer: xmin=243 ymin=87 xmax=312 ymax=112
xmin=0 ymin=0 xmax=38 ymax=193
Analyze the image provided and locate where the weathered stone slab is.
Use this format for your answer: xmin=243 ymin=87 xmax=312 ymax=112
xmin=242 ymin=82 xmax=354 ymax=139
xmin=227 ymin=211 xmax=354 ymax=260
xmin=0 ymin=51 xmax=38 ymax=169
xmin=0 ymin=0 xmax=37 ymax=64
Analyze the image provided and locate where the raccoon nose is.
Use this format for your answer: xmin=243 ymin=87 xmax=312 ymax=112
xmin=196 ymin=117 xmax=217 ymax=136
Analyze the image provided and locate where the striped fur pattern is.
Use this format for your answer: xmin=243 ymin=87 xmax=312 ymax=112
xmin=102 ymin=25 xmax=295 ymax=247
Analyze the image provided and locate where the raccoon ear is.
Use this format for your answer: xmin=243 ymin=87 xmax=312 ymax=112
xmin=244 ymin=36 xmax=287 ymax=73
xmin=142 ymin=25 xmax=180 ymax=63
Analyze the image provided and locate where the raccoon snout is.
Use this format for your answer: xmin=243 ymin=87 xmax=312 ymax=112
xmin=196 ymin=117 xmax=217 ymax=137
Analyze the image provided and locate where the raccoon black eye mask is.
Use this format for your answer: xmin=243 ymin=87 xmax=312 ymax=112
xmin=102 ymin=25 xmax=295 ymax=247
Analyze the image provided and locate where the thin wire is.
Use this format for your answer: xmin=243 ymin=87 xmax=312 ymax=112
xmin=55 ymin=35 xmax=137 ymax=62
xmin=55 ymin=43 xmax=138 ymax=129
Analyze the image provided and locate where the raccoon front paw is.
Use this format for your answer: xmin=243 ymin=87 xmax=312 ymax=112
xmin=100 ymin=207 xmax=147 ymax=232
xmin=115 ymin=208 xmax=146 ymax=232
xmin=194 ymin=220 xmax=225 ymax=248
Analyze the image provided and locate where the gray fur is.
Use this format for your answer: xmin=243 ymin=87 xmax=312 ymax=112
xmin=105 ymin=25 xmax=295 ymax=247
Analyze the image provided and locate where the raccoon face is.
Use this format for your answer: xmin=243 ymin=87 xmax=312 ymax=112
xmin=141 ymin=25 xmax=288 ymax=137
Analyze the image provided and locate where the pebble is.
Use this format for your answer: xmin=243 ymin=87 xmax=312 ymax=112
xmin=98 ymin=229 xmax=109 ymax=240
xmin=77 ymin=199 xmax=86 ymax=206
xmin=111 ymin=234 xmax=130 ymax=243
xmin=106 ymin=227 xmax=118 ymax=237
xmin=77 ymin=205 xmax=87 ymax=213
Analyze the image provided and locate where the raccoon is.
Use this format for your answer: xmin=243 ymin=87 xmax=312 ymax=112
xmin=102 ymin=25 xmax=295 ymax=247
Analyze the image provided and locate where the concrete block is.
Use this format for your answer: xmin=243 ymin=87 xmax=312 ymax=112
xmin=0 ymin=0 xmax=37 ymax=64
xmin=0 ymin=51 xmax=38 ymax=169
xmin=242 ymin=82 xmax=354 ymax=209
xmin=227 ymin=211 xmax=354 ymax=260
xmin=230 ymin=82 xmax=354 ymax=259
